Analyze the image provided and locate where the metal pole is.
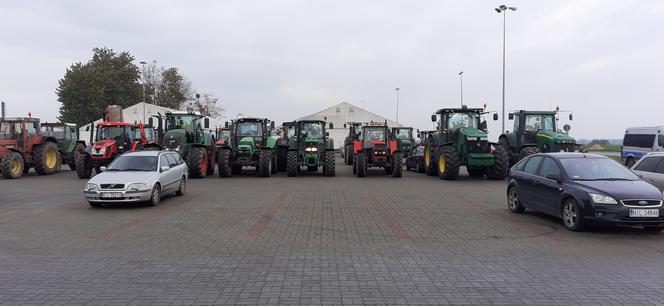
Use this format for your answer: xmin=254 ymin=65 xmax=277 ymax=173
xmin=395 ymin=88 xmax=400 ymax=124
xmin=501 ymin=11 xmax=506 ymax=134
xmin=140 ymin=61 xmax=147 ymax=123
xmin=459 ymin=72 xmax=464 ymax=107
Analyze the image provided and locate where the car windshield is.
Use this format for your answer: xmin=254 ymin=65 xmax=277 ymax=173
xmin=447 ymin=113 xmax=479 ymax=129
xmin=237 ymin=122 xmax=263 ymax=136
xmin=395 ymin=128 xmax=412 ymax=139
xmin=107 ymin=155 xmax=158 ymax=171
xmin=301 ymin=122 xmax=324 ymax=138
xmin=525 ymin=115 xmax=555 ymax=132
xmin=560 ymin=158 xmax=639 ymax=181
xmin=96 ymin=126 xmax=131 ymax=141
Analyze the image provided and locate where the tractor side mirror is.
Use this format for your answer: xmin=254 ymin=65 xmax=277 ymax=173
xmin=204 ymin=118 xmax=210 ymax=129
xmin=431 ymin=114 xmax=437 ymax=122
xmin=508 ymin=113 xmax=514 ymax=120
xmin=225 ymin=121 xmax=229 ymax=128
xmin=148 ymin=117 xmax=154 ymax=127
xmin=329 ymin=123 xmax=334 ymax=129
xmin=479 ymin=121 xmax=487 ymax=132
xmin=493 ymin=113 xmax=499 ymax=121
xmin=569 ymin=114 xmax=573 ymax=121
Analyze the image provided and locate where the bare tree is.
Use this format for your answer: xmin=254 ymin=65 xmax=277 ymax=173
xmin=187 ymin=93 xmax=225 ymax=119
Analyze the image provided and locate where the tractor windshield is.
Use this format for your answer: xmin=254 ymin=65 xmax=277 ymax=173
xmin=96 ymin=126 xmax=132 ymax=142
xmin=363 ymin=128 xmax=386 ymax=146
xmin=43 ymin=126 xmax=65 ymax=139
xmin=447 ymin=113 xmax=479 ymax=130
xmin=286 ymin=126 xmax=295 ymax=139
xmin=133 ymin=128 xmax=156 ymax=141
xmin=237 ymin=122 xmax=263 ymax=136
xmin=218 ymin=129 xmax=230 ymax=139
xmin=166 ymin=114 xmax=198 ymax=131
xmin=394 ymin=128 xmax=412 ymax=140
xmin=300 ymin=122 xmax=324 ymax=138
xmin=524 ymin=115 xmax=555 ymax=132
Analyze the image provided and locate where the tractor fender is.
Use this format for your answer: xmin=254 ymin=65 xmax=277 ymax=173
xmin=265 ymin=137 xmax=278 ymax=149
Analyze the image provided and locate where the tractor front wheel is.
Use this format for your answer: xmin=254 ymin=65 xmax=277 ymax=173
xmin=34 ymin=142 xmax=61 ymax=175
xmin=487 ymin=145 xmax=510 ymax=180
xmin=345 ymin=145 xmax=353 ymax=165
xmin=323 ymin=151 xmax=335 ymax=177
xmin=271 ymin=149 xmax=278 ymax=174
xmin=519 ymin=146 xmax=541 ymax=161
xmin=206 ymin=147 xmax=216 ymax=176
xmin=287 ymin=151 xmax=298 ymax=177
xmin=356 ymin=152 xmax=366 ymax=177
xmin=75 ymin=153 xmax=92 ymax=179
xmin=1 ymin=151 xmax=25 ymax=179
xmin=437 ymin=146 xmax=460 ymax=180
xmin=187 ymin=147 xmax=208 ymax=178
xmin=218 ymin=149 xmax=232 ymax=177
xmin=69 ymin=143 xmax=85 ymax=170
xmin=392 ymin=152 xmax=403 ymax=178
xmin=424 ymin=143 xmax=436 ymax=176
xmin=258 ymin=150 xmax=272 ymax=177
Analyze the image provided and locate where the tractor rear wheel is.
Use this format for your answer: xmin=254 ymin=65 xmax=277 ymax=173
xmin=75 ymin=153 xmax=92 ymax=179
xmin=323 ymin=151 xmax=335 ymax=176
xmin=345 ymin=145 xmax=353 ymax=165
xmin=352 ymin=154 xmax=357 ymax=174
xmin=392 ymin=152 xmax=403 ymax=178
xmin=356 ymin=152 xmax=366 ymax=177
xmin=206 ymin=147 xmax=215 ymax=176
xmin=424 ymin=143 xmax=436 ymax=176
xmin=258 ymin=150 xmax=272 ymax=177
xmin=1 ymin=151 xmax=25 ymax=179
xmin=487 ymin=145 xmax=510 ymax=180
xmin=519 ymin=146 xmax=541 ymax=161
xmin=437 ymin=146 xmax=460 ymax=180
xmin=287 ymin=151 xmax=298 ymax=177
xmin=187 ymin=147 xmax=208 ymax=178
xmin=217 ymin=149 xmax=231 ymax=177
xmin=499 ymin=137 xmax=516 ymax=166
xmin=54 ymin=151 xmax=63 ymax=173
xmin=271 ymin=149 xmax=278 ymax=174
xmin=34 ymin=142 xmax=61 ymax=175
xmin=277 ymin=147 xmax=288 ymax=171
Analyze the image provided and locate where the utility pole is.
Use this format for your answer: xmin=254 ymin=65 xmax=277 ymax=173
xmin=140 ymin=61 xmax=147 ymax=123
xmin=458 ymin=71 xmax=464 ymax=107
xmin=495 ymin=5 xmax=517 ymax=133
xmin=395 ymin=87 xmax=400 ymax=124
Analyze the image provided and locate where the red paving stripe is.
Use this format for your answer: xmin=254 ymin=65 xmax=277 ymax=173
xmin=0 ymin=212 xmax=42 ymax=225
xmin=246 ymin=192 xmax=289 ymax=239
xmin=364 ymin=192 xmax=411 ymax=239
xmin=92 ymin=204 xmax=183 ymax=239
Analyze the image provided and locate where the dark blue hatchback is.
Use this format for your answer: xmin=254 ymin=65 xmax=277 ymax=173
xmin=507 ymin=153 xmax=664 ymax=231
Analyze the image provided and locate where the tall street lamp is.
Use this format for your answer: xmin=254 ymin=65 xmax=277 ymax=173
xmin=140 ymin=61 xmax=147 ymax=122
xmin=495 ymin=5 xmax=516 ymax=133
xmin=458 ymin=71 xmax=464 ymax=107
xmin=395 ymin=87 xmax=400 ymax=125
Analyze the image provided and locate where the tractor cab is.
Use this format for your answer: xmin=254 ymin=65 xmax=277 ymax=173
xmin=216 ymin=127 xmax=231 ymax=141
xmin=217 ymin=117 xmax=277 ymax=177
xmin=42 ymin=122 xmax=85 ymax=170
xmin=391 ymin=127 xmax=415 ymax=156
xmin=130 ymin=123 xmax=161 ymax=151
xmin=231 ymin=118 xmax=271 ymax=158
xmin=0 ymin=116 xmax=61 ymax=179
xmin=353 ymin=123 xmax=402 ymax=178
xmin=417 ymin=130 xmax=436 ymax=145
xmin=91 ymin=122 xmax=133 ymax=159
xmin=163 ymin=111 xmax=210 ymax=152
xmin=285 ymin=120 xmax=335 ymax=177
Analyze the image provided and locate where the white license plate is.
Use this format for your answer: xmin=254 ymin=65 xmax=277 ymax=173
xmin=100 ymin=192 xmax=123 ymax=199
xmin=629 ymin=209 xmax=660 ymax=218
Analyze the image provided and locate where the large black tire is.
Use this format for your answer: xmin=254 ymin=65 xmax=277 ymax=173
xmin=187 ymin=147 xmax=207 ymax=178
xmin=487 ymin=145 xmax=510 ymax=180
xmin=54 ymin=151 xmax=63 ymax=173
xmin=437 ymin=146 xmax=460 ymax=180
xmin=68 ymin=143 xmax=86 ymax=170
xmin=33 ymin=142 xmax=61 ymax=175
xmin=345 ymin=145 xmax=353 ymax=165
xmin=356 ymin=152 xmax=366 ymax=177
xmin=271 ymin=148 xmax=278 ymax=174
xmin=519 ymin=146 xmax=541 ymax=161
xmin=1 ymin=151 xmax=25 ymax=179
xmin=499 ymin=137 xmax=516 ymax=166
xmin=323 ymin=151 xmax=335 ymax=176
xmin=206 ymin=147 xmax=215 ymax=176
xmin=424 ymin=143 xmax=436 ymax=176
xmin=217 ymin=149 xmax=231 ymax=177
xmin=392 ymin=152 xmax=403 ymax=178
xmin=75 ymin=153 xmax=92 ymax=179
xmin=277 ymin=147 xmax=288 ymax=171
xmin=258 ymin=150 xmax=272 ymax=177
xmin=352 ymin=154 xmax=357 ymax=174
xmin=287 ymin=151 xmax=298 ymax=177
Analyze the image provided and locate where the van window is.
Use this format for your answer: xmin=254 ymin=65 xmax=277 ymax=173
xmin=523 ymin=156 xmax=543 ymax=175
xmin=634 ymin=157 xmax=661 ymax=173
xmin=623 ymin=134 xmax=656 ymax=148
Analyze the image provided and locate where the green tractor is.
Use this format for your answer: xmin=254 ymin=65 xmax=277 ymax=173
xmin=499 ymin=109 xmax=581 ymax=166
xmin=41 ymin=122 xmax=86 ymax=170
xmin=276 ymin=121 xmax=296 ymax=171
xmin=161 ymin=111 xmax=216 ymax=178
xmin=217 ymin=117 xmax=278 ymax=177
xmin=391 ymin=127 xmax=415 ymax=156
xmin=423 ymin=106 xmax=508 ymax=180
xmin=342 ymin=122 xmax=362 ymax=165
xmin=286 ymin=120 xmax=335 ymax=177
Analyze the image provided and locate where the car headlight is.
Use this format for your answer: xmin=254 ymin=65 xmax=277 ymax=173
xmin=589 ymin=193 xmax=618 ymax=205
xmin=127 ymin=183 xmax=150 ymax=192
xmin=85 ymin=183 xmax=98 ymax=191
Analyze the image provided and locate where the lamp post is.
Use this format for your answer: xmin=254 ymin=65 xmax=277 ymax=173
xmin=495 ymin=5 xmax=516 ymax=133
xmin=458 ymin=71 xmax=464 ymax=107
xmin=394 ymin=87 xmax=400 ymax=124
xmin=140 ymin=61 xmax=147 ymax=122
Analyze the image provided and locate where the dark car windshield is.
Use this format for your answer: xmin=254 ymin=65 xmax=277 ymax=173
xmin=560 ymin=158 xmax=639 ymax=181
xmin=107 ymin=156 xmax=158 ymax=171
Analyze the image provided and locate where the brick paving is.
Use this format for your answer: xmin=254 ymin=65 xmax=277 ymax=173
xmin=2 ymin=155 xmax=664 ymax=305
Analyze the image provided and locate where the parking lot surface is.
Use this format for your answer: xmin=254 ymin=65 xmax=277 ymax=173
xmin=2 ymin=154 xmax=664 ymax=305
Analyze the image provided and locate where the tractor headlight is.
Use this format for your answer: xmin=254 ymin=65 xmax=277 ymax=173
xmin=589 ymin=193 xmax=618 ymax=205
xmin=305 ymin=147 xmax=318 ymax=152
xmin=85 ymin=183 xmax=98 ymax=191
xmin=127 ymin=183 xmax=151 ymax=192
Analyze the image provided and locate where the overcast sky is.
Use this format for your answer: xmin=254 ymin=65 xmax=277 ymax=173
xmin=1 ymin=0 xmax=663 ymax=139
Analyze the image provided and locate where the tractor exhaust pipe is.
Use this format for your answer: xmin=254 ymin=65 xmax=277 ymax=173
xmin=1 ymin=101 xmax=5 ymax=120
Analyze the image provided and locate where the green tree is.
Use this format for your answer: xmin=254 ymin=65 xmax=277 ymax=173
xmin=56 ymin=48 xmax=141 ymax=127
xmin=140 ymin=61 xmax=192 ymax=110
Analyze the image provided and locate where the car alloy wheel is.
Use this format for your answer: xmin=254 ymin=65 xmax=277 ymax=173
xmin=507 ymin=187 xmax=524 ymax=213
xmin=562 ymin=199 xmax=583 ymax=231
xmin=150 ymin=185 xmax=161 ymax=206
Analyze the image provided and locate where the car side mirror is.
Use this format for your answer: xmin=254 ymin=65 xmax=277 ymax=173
xmin=545 ymin=173 xmax=561 ymax=183
xmin=204 ymin=118 xmax=210 ymax=129
xmin=569 ymin=114 xmax=573 ymax=121
xmin=99 ymin=166 xmax=107 ymax=172
xmin=160 ymin=165 xmax=170 ymax=172
xmin=329 ymin=123 xmax=334 ymax=129
xmin=508 ymin=113 xmax=514 ymax=120
xmin=493 ymin=113 xmax=499 ymax=121
xmin=431 ymin=115 xmax=437 ymax=122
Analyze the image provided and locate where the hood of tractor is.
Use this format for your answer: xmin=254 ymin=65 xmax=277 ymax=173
xmin=163 ymin=129 xmax=186 ymax=154
xmin=89 ymin=139 xmax=119 ymax=158
xmin=238 ymin=136 xmax=256 ymax=154
xmin=536 ymin=130 xmax=575 ymax=143
xmin=458 ymin=127 xmax=488 ymax=138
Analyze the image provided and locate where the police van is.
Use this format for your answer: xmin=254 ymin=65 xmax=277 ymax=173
xmin=622 ymin=126 xmax=664 ymax=167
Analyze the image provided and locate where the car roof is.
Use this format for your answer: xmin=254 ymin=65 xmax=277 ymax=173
xmin=121 ymin=150 xmax=170 ymax=157
xmin=533 ymin=152 xmax=609 ymax=159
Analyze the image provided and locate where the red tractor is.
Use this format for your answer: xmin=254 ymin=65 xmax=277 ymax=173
xmin=0 ymin=116 xmax=62 ymax=179
xmin=353 ymin=124 xmax=403 ymax=178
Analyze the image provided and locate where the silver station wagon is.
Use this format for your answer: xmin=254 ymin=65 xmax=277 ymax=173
xmin=83 ymin=151 xmax=188 ymax=207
